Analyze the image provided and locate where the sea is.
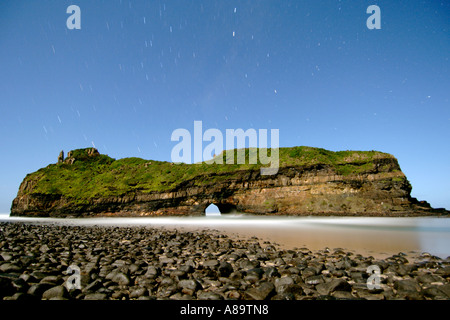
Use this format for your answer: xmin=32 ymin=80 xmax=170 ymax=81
xmin=1 ymin=213 xmax=449 ymax=259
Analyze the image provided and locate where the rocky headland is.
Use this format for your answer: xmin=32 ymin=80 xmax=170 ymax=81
xmin=10 ymin=147 xmax=449 ymax=217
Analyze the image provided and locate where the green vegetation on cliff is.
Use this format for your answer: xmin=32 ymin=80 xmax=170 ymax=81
xmin=24 ymin=146 xmax=400 ymax=205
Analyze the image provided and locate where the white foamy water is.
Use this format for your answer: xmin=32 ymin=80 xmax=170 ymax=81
xmin=2 ymin=215 xmax=450 ymax=259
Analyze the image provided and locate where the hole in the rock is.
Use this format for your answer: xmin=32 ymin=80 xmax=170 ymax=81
xmin=205 ymin=203 xmax=221 ymax=216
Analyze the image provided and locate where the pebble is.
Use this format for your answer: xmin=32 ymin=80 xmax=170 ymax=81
xmin=178 ymin=279 xmax=200 ymax=295
xmin=84 ymin=293 xmax=108 ymax=300
xmin=244 ymin=282 xmax=275 ymax=300
xmin=218 ymin=262 xmax=233 ymax=277
xmin=275 ymin=276 xmax=294 ymax=292
xmin=0 ymin=263 xmax=22 ymax=273
xmin=197 ymin=292 xmax=224 ymax=300
xmin=42 ymin=285 xmax=68 ymax=300
xmin=316 ymin=279 xmax=351 ymax=296
xmin=111 ymin=272 xmax=130 ymax=286
xmin=203 ymin=259 xmax=219 ymax=268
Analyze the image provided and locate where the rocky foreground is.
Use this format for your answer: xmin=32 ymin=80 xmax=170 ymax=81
xmin=0 ymin=222 xmax=449 ymax=300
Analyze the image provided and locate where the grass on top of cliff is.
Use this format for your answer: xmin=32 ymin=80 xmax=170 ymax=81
xmin=26 ymin=146 xmax=398 ymax=202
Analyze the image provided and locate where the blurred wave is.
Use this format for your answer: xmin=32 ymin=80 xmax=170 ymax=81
xmin=1 ymin=214 xmax=449 ymax=258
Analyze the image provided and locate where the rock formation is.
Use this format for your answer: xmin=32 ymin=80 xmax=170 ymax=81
xmin=57 ymin=150 xmax=64 ymax=164
xmin=10 ymin=147 xmax=449 ymax=217
xmin=62 ymin=147 xmax=99 ymax=165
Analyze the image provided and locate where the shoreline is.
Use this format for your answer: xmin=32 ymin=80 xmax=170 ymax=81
xmin=8 ymin=210 xmax=450 ymax=219
xmin=0 ymin=221 xmax=449 ymax=300
xmin=3 ymin=215 xmax=450 ymax=260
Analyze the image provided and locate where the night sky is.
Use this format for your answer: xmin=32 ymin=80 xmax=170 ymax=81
xmin=0 ymin=0 xmax=449 ymax=213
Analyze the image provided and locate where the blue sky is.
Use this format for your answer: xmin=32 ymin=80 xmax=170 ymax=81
xmin=0 ymin=0 xmax=449 ymax=213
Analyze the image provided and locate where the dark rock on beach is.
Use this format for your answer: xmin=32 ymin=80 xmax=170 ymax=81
xmin=0 ymin=221 xmax=449 ymax=300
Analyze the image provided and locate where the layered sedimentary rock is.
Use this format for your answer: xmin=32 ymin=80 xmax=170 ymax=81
xmin=10 ymin=147 xmax=448 ymax=217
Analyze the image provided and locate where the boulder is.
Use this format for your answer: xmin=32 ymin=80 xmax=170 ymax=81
xmin=42 ymin=286 xmax=68 ymax=300
xmin=244 ymin=282 xmax=275 ymax=300
xmin=316 ymin=279 xmax=351 ymax=296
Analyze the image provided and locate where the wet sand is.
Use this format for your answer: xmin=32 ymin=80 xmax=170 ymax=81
xmin=172 ymin=217 xmax=450 ymax=259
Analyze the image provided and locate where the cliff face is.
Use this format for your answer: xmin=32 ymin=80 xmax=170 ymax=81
xmin=10 ymin=147 xmax=448 ymax=217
